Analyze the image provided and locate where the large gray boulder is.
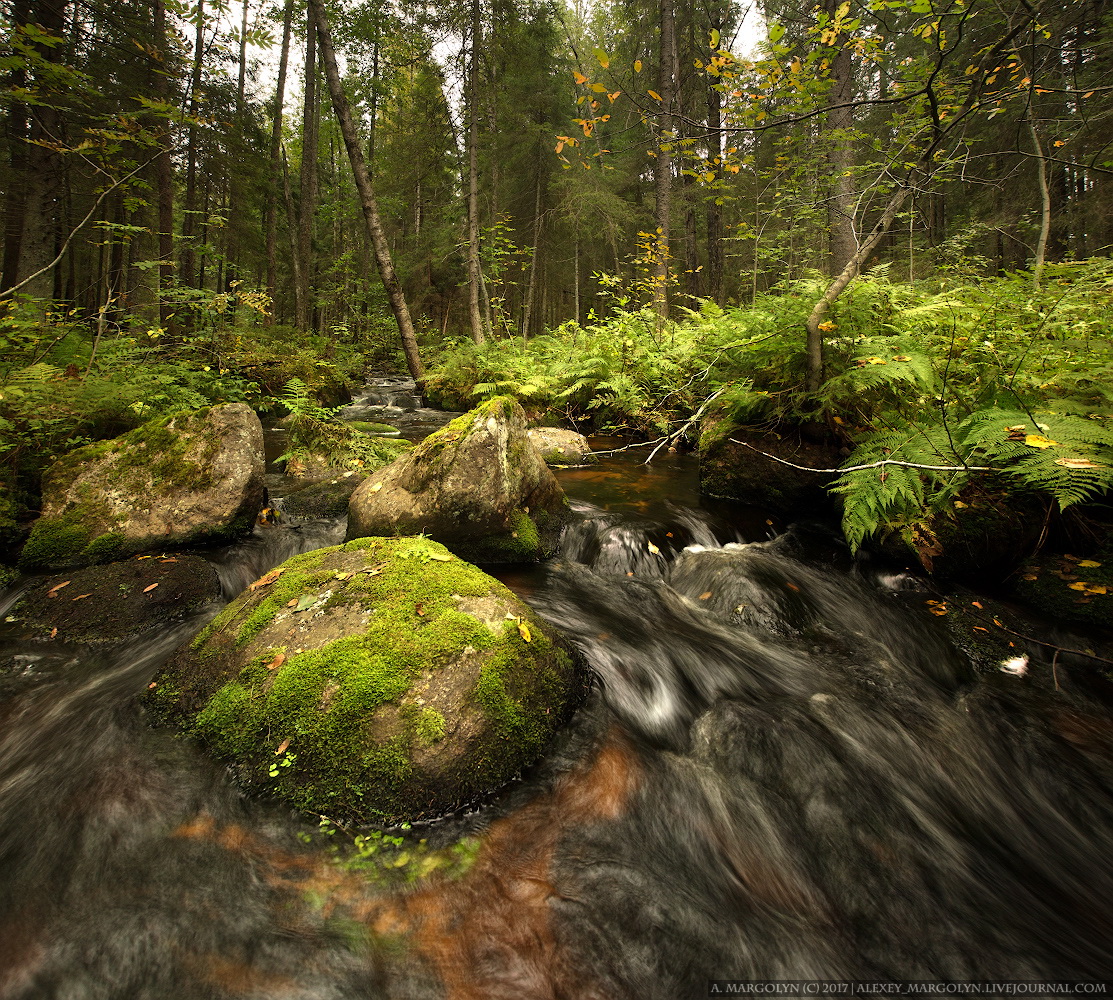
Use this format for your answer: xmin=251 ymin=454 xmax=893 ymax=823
xmin=527 ymin=427 xmax=596 ymax=466
xmin=146 ymin=536 xmax=582 ymax=824
xmin=347 ymin=397 xmax=570 ymax=563
xmin=20 ymin=403 xmax=264 ymax=569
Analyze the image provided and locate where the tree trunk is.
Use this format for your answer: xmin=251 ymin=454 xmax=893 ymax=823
xmin=281 ymin=147 xmax=304 ymax=323
xmin=18 ymin=0 xmax=69 ymax=301
xmin=465 ymin=0 xmax=486 ymax=345
xmin=1 ymin=1 xmax=32 ymax=295
xmin=153 ymin=0 xmax=175 ymax=327
xmin=297 ymin=14 xmax=318 ymax=330
xmin=264 ymin=0 xmax=294 ymax=324
xmin=824 ymin=0 xmax=856 ymax=276
xmin=307 ymin=0 xmax=424 ymax=382
xmin=805 ymin=185 xmax=912 ymax=391
xmin=654 ymin=0 xmax=677 ymax=328
xmin=706 ymin=39 xmax=724 ymax=304
xmin=1028 ymin=117 xmax=1051 ymax=290
xmin=181 ymin=0 xmax=205 ymax=287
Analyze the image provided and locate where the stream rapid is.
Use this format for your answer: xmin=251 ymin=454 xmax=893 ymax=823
xmin=1 ymin=381 xmax=1111 ymax=998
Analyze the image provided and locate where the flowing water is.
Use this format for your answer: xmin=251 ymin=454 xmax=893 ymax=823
xmin=1 ymin=413 xmax=1112 ymax=998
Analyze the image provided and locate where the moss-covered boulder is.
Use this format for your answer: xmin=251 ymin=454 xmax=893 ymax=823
xmin=527 ymin=427 xmax=597 ymax=467
xmin=20 ymin=404 xmax=264 ymax=570
xmin=9 ymin=554 xmax=220 ymax=643
xmin=281 ymin=415 xmax=411 ymax=484
xmin=146 ymin=536 xmax=581 ymax=824
xmin=281 ymin=471 xmax=369 ymax=519
xmin=699 ymin=416 xmax=843 ymax=517
xmin=347 ymin=397 xmax=570 ymax=563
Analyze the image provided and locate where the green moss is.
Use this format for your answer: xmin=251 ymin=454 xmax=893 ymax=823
xmin=19 ymin=512 xmax=94 ymax=569
xmin=414 ymin=707 xmax=446 ymax=746
xmin=347 ymin=421 xmax=401 ymax=436
xmin=82 ymin=531 xmax=127 ymax=564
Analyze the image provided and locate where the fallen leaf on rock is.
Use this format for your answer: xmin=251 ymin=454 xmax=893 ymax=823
xmin=266 ymin=653 xmax=286 ymax=671
xmin=971 ymin=601 xmax=983 ymax=609
xmin=46 ymin=580 xmax=71 ymax=598
xmin=286 ymin=598 xmax=298 ymax=607
xmin=1079 ymin=559 xmax=1102 ymax=568
xmin=251 ymin=568 xmax=285 ymax=591
xmin=1068 ymin=581 xmax=1090 ymax=591
xmin=275 ymin=738 xmax=291 ymax=755
xmin=72 ymin=593 xmax=92 ymax=601
xmin=370 ymin=482 xmax=383 ymax=493
xmin=415 ymin=603 xmax=425 ymax=616
xmin=148 ymin=682 xmax=157 ymax=689
xmin=160 ymin=558 xmax=178 ymax=564
xmin=143 ymin=583 xmax=159 ymax=593
xmin=50 ymin=627 xmax=58 ymax=638
xmin=294 ymin=595 xmax=320 ymax=612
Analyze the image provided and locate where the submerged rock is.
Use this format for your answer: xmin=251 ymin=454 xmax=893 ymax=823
xmin=10 ymin=553 xmax=220 ymax=643
xmin=347 ymin=397 xmax=570 ymax=563
xmin=146 ymin=536 xmax=582 ymax=824
xmin=699 ymin=415 xmax=842 ymax=516
xmin=527 ymin=427 xmax=596 ymax=467
xmin=281 ymin=471 xmax=369 ymax=519
xmin=20 ymin=404 xmax=264 ymax=570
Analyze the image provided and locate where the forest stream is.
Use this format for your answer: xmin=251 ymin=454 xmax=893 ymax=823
xmin=1 ymin=382 xmax=1112 ymax=999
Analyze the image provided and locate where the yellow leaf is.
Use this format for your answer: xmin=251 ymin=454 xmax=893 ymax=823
xmin=143 ymin=582 xmax=159 ymax=593
xmin=1068 ymin=581 xmax=1089 ymax=591
xmin=647 ymin=541 xmax=661 ymax=555
xmin=1024 ymin=434 xmax=1059 ymax=449
xmin=427 ymin=552 xmax=453 ymax=562
xmin=518 ymin=620 xmax=532 ymax=643
xmin=590 ymin=82 xmax=607 ymax=93
xmin=1078 ymin=560 xmax=1102 ymax=568
xmin=573 ymin=70 xmax=588 ymax=85
xmin=633 ymin=59 xmax=643 ymax=73
xmin=608 ymin=91 xmax=621 ymax=102
xmin=648 ymin=89 xmax=662 ymax=101
xmin=1086 ymin=584 xmax=1108 ymax=595
xmin=370 ymin=482 xmax=383 ymax=492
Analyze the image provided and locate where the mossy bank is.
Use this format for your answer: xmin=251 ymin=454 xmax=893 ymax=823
xmin=147 ymin=536 xmax=583 ymax=824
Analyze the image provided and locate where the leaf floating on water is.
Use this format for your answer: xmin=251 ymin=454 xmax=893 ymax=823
xmin=518 ymin=620 xmax=532 ymax=643
xmin=251 ymin=568 xmax=285 ymax=591
xmin=143 ymin=583 xmax=159 ymax=593
xmin=46 ymin=580 xmax=71 ymax=598
xmin=647 ymin=541 xmax=661 ymax=555
xmin=699 ymin=591 xmax=713 ymax=600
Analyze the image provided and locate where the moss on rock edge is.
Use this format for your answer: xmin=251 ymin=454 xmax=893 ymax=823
xmin=147 ymin=536 xmax=583 ymax=824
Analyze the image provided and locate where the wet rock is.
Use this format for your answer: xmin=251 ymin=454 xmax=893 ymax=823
xmin=9 ymin=554 xmax=220 ymax=643
xmin=19 ymin=404 xmax=265 ymax=570
xmin=699 ymin=416 xmax=842 ymax=517
xmin=1011 ymin=548 xmax=1113 ymax=630
xmin=146 ymin=536 xmax=582 ymax=824
xmin=282 ymin=416 xmax=411 ymax=484
xmin=347 ymin=397 xmax=570 ymax=563
xmin=527 ymin=427 xmax=597 ymax=467
xmin=280 ymin=471 xmax=369 ymax=519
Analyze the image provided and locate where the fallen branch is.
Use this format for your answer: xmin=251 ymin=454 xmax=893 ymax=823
xmin=645 ymin=387 xmax=727 ymax=465
xmin=729 ymin=438 xmax=999 ymax=475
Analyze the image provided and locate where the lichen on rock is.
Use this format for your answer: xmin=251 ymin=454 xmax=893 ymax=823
xmin=146 ymin=535 xmax=583 ymax=824
xmin=20 ymin=403 xmax=265 ymax=570
xmin=346 ymin=397 xmax=570 ymax=563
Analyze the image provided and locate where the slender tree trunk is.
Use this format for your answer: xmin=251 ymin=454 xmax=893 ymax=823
xmin=152 ymin=0 xmax=175 ymax=327
xmin=265 ymin=0 xmax=294 ymax=324
xmin=824 ymin=0 xmax=856 ymax=275
xmin=307 ymin=0 xmax=423 ymax=382
xmin=706 ymin=39 xmax=724 ymax=304
xmin=18 ymin=0 xmax=69 ymax=301
xmin=181 ymin=0 xmax=205 ymax=287
xmin=522 ymin=146 xmax=544 ymax=342
xmin=654 ymin=0 xmax=677 ymax=328
xmin=465 ymin=0 xmax=486 ymax=345
xmin=1 ymin=1 xmax=32 ymax=295
xmin=805 ymin=185 xmax=912 ymax=390
xmin=296 ymin=14 xmax=318 ymax=330
xmin=1028 ymin=117 xmax=1051 ymax=290
xmin=281 ymin=147 xmax=304 ymax=322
